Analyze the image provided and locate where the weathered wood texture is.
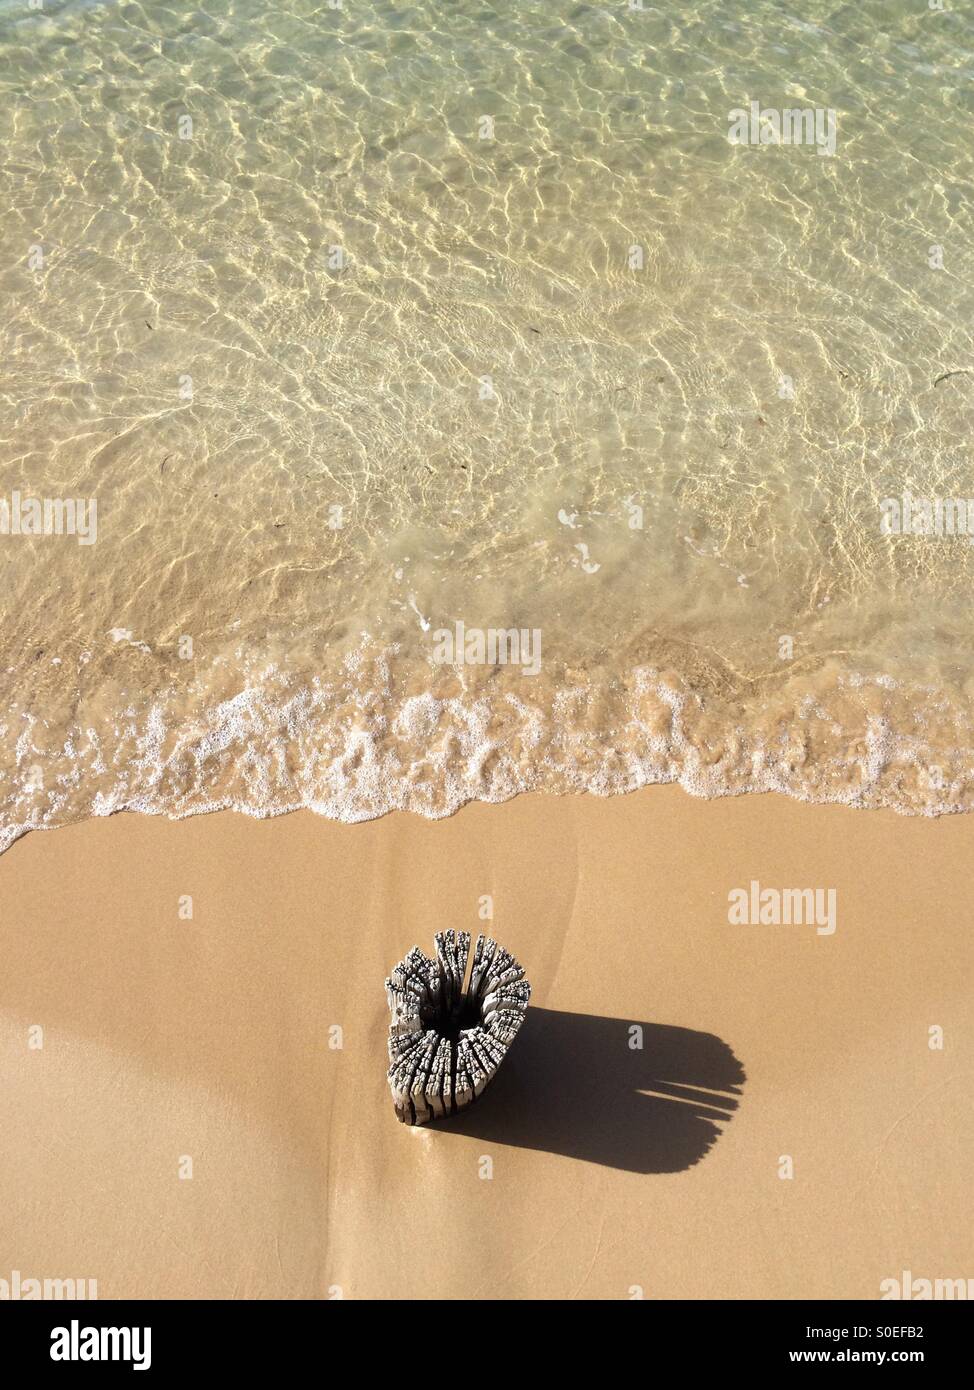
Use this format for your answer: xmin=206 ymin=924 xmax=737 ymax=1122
xmin=385 ymin=932 xmax=531 ymax=1125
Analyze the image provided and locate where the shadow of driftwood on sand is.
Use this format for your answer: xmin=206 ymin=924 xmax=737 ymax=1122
xmin=434 ymin=1007 xmax=745 ymax=1173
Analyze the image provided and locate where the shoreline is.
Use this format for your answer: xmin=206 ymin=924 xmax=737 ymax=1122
xmin=4 ymin=647 xmax=974 ymax=860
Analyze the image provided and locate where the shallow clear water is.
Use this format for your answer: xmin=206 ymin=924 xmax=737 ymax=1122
xmin=2 ymin=0 xmax=974 ymax=848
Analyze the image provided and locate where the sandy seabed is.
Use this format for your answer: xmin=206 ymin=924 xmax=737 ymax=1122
xmin=0 ymin=785 xmax=970 ymax=1300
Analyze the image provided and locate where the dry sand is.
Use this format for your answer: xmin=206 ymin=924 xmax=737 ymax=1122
xmin=0 ymin=786 xmax=970 ymax=1300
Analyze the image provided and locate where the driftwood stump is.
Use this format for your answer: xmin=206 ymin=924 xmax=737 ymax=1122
xmin=385 ymin=932 xmax=531 ymax=1125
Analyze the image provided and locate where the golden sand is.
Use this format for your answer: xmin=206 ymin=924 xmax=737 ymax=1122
xmin=1 ymin=787 xmax=970 ymax=1299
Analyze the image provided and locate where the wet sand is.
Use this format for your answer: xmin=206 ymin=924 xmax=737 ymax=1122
xmin=0 ymin=786 xmax=970 ymax=1299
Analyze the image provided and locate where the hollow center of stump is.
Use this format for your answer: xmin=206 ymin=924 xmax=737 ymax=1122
xmin=423 ymin=989 xmax=482 ymax=1044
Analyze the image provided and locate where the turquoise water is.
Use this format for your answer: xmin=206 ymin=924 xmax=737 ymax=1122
xmin=1 ymin=0 xmax=974 ymax=847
